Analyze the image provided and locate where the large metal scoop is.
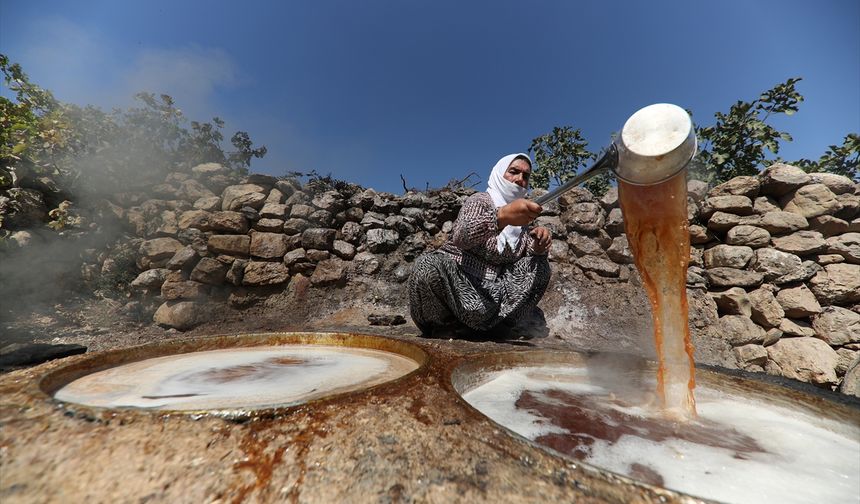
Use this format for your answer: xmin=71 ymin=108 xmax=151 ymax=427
xmin=534 ymin=103 xmax=697 ymax=205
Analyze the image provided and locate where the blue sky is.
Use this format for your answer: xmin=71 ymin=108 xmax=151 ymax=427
xmin=1 ymin=0 xmax=858 ymax=193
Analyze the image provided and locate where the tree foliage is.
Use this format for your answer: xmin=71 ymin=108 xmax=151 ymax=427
xmin=528 ymin=126 xmax=597 ymax=191
xmin=0 ymin=54 xmax=266 ymax=197
xmin=793 ymin=133 xmax=859 ymax=180
xmin=692 ymin=78 xmax=803 ymax=184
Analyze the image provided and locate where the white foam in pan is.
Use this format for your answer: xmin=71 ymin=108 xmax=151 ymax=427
xmin=55 ymin=345 xmax=419 ymax=411
xmin=462 ymin=365 xmax=860 ymax=504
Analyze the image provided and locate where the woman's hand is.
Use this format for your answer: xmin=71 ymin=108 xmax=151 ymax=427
xmin=530 ymin=226 xmax=552 ymax=254
xmin=497 ymin=199 xmax=542 ymax=228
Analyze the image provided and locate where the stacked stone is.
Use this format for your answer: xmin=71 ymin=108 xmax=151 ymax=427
xmin=538 ymin=187 xmax=634 ymax=282
xmin=128 ymin=164 xmax=466 ymax=329
xmin=690 ymin=164 xmax=859 ymax=392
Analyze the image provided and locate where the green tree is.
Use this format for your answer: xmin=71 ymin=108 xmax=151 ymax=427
xmin=793 ymin=133 xmax=859 ymax=180
xmin=693 ymin=77 xmax=803 ymax=185
xmin=528 ymin=126 xmax=597 ymax=191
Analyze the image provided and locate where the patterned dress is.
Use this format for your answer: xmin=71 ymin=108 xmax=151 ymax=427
xmin=408 ymin=192 xmax=550 ymax=336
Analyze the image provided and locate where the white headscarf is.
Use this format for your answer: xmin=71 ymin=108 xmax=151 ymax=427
xmin=486 ymin=153 xmax=530 ymax=253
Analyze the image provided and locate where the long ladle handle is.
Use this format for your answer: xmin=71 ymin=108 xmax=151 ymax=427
xmin=533 ymin=144 xmax=618 ymax=206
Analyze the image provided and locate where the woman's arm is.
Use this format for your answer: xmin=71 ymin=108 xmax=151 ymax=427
xmin=450 ymin=194 xmax=499 ymax=250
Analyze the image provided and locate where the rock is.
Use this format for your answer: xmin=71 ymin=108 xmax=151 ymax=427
xmin=733 ymin=344 xmax=768 ymax=368
xmin=284 ymin=248 xmax=308 ymax=267
xmin=301 ymin=228 xmax=336 ymax=251
xmin=0 ymin=343 xmax=87 ymax=369
xmin=283 ymin=218 xmax=310 ymax=235
xmin=209 ymin=211 xmax=249 ymax=233
xmin=689 ymin=224 xmax=711 ymax=245
xmin=772 ymin=260 xmax=820 ymax=285
xmin=254 ymin=218 xmax=285 ymax=232
xmin=719 ymin=315 xmax=766 ymax=345
xmin=711 ymin=287 xmax=752 ymax=316
xmin=189 ymin=257 xmax=229 ymax=285
xmin=605 ymin=208 xmax=625 ymax=236
xmin=835 ymin=193 xmax=860 ymax=221
xmin=704 ymin=244 xmax=753 ymax=269
xmin=194 ymin=196 xmax=221 ymax=211
xmin=709 ymin=176 xmax=760 ymax=199
xmin=360 ymin=212 xmax=386 ymax=229
xmin=226 ymin=259 xmax=247 ymax=286
xmin=687 ymin=179 xmax=709 ymax=202
xmin=178 ymin=179 xmax=215 ymax=201
xmin=332 ymin=240 xmax=356 ymax=260
xmin=548 ymin=240 xmax=570 ymax=263
xmin=385 ymin=215 xmax=416 ymax=235
xmin=817 ymin=254 xmax=845 ymax=265
xmin=758 ymin=163 xmax=810 ymax=196
xmin=310 ymin=209 xmax=334 ymax=227
xmin=352 ymin=252 xmax=381 ymax=275
xmin=812 ymin=306 xmax=860 ymax=346
xmin=250 ymin=232 xmax=289 ymax=259
xmin=607 ymin=236 xmax=633 ymax=264
xmin=757 ymin=211 xmax=808 ymax=234
xmin=565 ymin=202 xmax=605 ymax=233
xmin=266 ymin=188 xmax=284 ymax=204
xmin=753 ymin=196 xmax=780 ymax=214
xmin=242 ymin=261 xmax=291 ymax=286
xmin=221 ymin=184 xmax=267 ymax=211
xmin=533 ymin=215 xmax=565 ymax=238
xmin=703 ymin=195 xmax=754 ymax=216
xmin=808 ymin=172 xmax=856 ymax=195
xmin=826 ymin=232 xmax=860 ymax=264
xmin=166 ymin=246 xmax=199 ymax=271
xmin=161 ymin=280 xmax=210 ymax=300
xmin=366 ymin=228 xmax=400 ymax=253
xmin=808 ymin=215 xmax=849 ymax=236
xmin=567 ymin=233 xmax=604 ymax=257
xmin=274 ymin=179 xmax=299 ymax=198
xmin=155 ymin=210 xmax=179 ymax=237
xmin=341 ymin=221 xmax=363 ymax=244
xmin=779 ymin=318 xmax=816 ymax=337
xmin=771 ymin=230 xmax=827 ymax=256
xmin=245 ymin=173 xmax=277 ymax=186
xmin=311 ymin=191 xmax=345 ymax=213
xmin=750 ymin=248 xmax=802 ymax=281
xmin=130 ymin=269 xmax=170 ymax=290
xmin=764 ymin=328 xmax=783 ymax=346
xmin=686 ymin=267 xmax=707 ymax=288
xmin=306 ymin=249 xmax=330 ymax=262
xmin=259 ymin=202 xmax=287 ymax=219
xmin=310 ymin=258 xmax=346 ymax=286
xmin=191 ymin=162 xmax=228 ymax=177
xmin=748 ymin=288 xmax=785 ymax=328
xmin=809 ymin=263 xmax=860 ymax=305
xmin=372 ymin=194 xmax=401 ymax=213
xmin=689 ymin=247 xmax=704 ymax=268
xmin=780 ymin=184 xmax=842 ymax=219
xmin=841 ymin=358 xmax=860 ymax=397
xmin=836 ymin=349 xmax=859 ymax=376
xmin=290 ymin=204 xmax=314 ymax=219
xmin=706 ymin=212 xmax=743 ymax=232
xmin=402 ymin=192 xmax=430 ymax=208
xmin=574 ymin=256 xmax=619 ymax=277
xmin=153 ymin=301 xmax=206 ymax=330
xmin=139 ymin=238 xmax=184 ymax=262
xmin=705 ymin=268 xmax=763 ymax=288
xmin=775 ymin=284 xmax=822 ymax=318
xmin=726 ymin=225 xmax=770 ymax=248
xmin=207 ymin=235 xmax=250 ymax=256
xmin=558 ymin=187 xmax=595 ymax=205
xmin=368 ymin=314 xmax=407 ymax=326
xmin=766 ymin=337 xmax=839 ymax=387
xmin=600 ymin=187 xmax=619 ymax=209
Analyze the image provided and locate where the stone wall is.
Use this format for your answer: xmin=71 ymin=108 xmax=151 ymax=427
xmin=119 ymin=162 xmax=859 ymax=393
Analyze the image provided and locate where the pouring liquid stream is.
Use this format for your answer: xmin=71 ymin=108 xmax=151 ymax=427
xmin=618 ymin=172 xmax=697 ymax=419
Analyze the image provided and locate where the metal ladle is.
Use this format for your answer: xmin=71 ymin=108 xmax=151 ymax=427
xmin=533 ymin=103 xmax=697 ymax=206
